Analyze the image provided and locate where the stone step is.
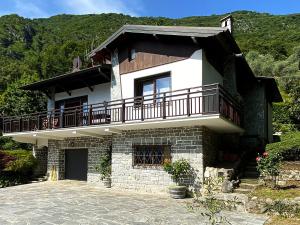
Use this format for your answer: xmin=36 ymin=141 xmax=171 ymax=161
xmin=245 ymin=167 xmax=258 ymax=172
xmin=240 ymin=178 xmax=259 ymax=184
xmin=239 ymin=183 xmax=259 ymax=190
xmin=244 ymin=171 xmax=260 ymax=177
xmin=234 ymin=188 xmax=252 ymax=194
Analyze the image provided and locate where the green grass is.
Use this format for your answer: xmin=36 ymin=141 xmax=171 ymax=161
xmin=266 ymin=216 xmax=300 ymax=225
xmin=251 ymin=182 xmax=300 ymax=200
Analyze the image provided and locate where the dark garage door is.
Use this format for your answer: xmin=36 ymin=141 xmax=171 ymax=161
xmin=65 ymin=149 xmax=88 ymax=181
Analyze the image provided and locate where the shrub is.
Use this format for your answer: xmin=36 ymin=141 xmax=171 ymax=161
xmin=0 ymin=150 xmax=37 ymax=188
xmin=264 ymin=200 xmax=300 ymax=218
xmin=163 ymin=159 xmax=192 ymax=185
xmin=4 ymin=154 xmax=37 ymax=175
xmin=256 ymin=152 xmax=283 ymax=188
xmin=95 ymin=149 xmax=111 ymax=180
xmin=266 ymin=132 xmax=300 ymax=160
xmin=0 ymin=151 xmax=16 ymax=171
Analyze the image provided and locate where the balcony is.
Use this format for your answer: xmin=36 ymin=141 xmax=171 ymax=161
xmin=2 ymin=84 xmax=242 ymax=136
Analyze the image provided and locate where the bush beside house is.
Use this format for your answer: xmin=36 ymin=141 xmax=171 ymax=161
xmin=0 ymin=150 xmax=37 ymax=188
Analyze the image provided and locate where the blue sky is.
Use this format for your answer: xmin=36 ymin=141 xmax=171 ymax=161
xmin=0 ymin=0 xmax=300 ymax=19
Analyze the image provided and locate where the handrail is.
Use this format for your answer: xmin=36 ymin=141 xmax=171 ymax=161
xmin=2 ymin=83 xmax=242 ymax=133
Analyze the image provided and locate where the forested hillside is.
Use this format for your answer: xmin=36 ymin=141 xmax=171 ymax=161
xmin=0 ymin=11 xmax=299 ymax=131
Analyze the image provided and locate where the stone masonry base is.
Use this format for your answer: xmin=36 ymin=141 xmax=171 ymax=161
xmin=45 ymin=126 xmax=221 ymax=194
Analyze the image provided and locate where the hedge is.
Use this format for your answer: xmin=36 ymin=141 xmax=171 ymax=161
xmin=0 ymin=150 xmax=37 ymax=188
xmin=266 ymin=132 xmax=300 ymax=161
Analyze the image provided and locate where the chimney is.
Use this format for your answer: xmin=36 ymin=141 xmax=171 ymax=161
xmin=220 ymin=15 xmax=233 ymax=33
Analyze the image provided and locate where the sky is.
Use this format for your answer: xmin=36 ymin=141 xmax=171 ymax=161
xmin=0 ymin=0 xmax=300 ymax=19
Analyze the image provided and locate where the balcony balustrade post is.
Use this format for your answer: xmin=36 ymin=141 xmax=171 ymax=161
xmin=216 ymin=84 xmax=220 ymax=113
xmin=104 ymin=101 xmax=108 ymax=123
xmin=141 ymin=97 xmax=144 ymax=121
xmin=89 ymin=105 xmax=93 ymax=125
xmin=187 ymin=89 xmax=190 ymax=116
xmin=162 ymin=93 xmax=166 ymax=119
xmin=121 ymin=99 xmax=126 ymax=123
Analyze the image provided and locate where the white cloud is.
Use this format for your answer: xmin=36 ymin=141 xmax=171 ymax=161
xmin=61 ymin=0 xmax=139 ymax=16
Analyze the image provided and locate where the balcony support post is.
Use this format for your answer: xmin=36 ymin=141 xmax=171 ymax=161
xmin=216 ymin=84 xmax=220 ymax=113
xmin=104 ymin=101 xmax=108 ymax=123
xmin=141 ymin=97 xmax=144 ymax=121
xmin=89 ymin=106 xmax=93 ymax=125
xmin=121 ymin=99 xmax=126 ymax=123
xmin=187 ymin=89 xmax=190 ymax=116
xmin=162 ymin=93 xmax=166 ymax=119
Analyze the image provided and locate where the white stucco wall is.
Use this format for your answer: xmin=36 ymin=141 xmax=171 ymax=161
xmin=54 ymin=82 xmax=111 ymax=105
xmin=52 ymin=49 xmax=223 ymax=106
xmin=121 ymin=49 xmax=203 ymax=99
xmin=120 ymin=49 xmax=223 ymax=99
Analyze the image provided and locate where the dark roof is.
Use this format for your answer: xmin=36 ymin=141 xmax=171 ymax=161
xmin=256 ymin=77 xmax=283 ymax=102
xmin=88 ymin=25 xmax=228 ymax=57
xmin=22 ymin=65 xmax=111 ymax=93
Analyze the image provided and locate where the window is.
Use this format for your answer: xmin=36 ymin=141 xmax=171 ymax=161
xmin=135 ymin=73 xmax=171 ymax=102
xmin=55 ymin=96 xmax=88 ymax=111
xmin=129 ymin=48 xmax=136 ymax=61
xmin=133 ymin=145 xmax=171 ymax=167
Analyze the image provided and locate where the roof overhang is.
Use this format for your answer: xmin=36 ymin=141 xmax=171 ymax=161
xmin=256 ymin=77 xmax=283 ymax=102
xmin=88 ymin=25 xmax=234 ymax=57
xmin=21 ymin=65 xmax=111 ymax=94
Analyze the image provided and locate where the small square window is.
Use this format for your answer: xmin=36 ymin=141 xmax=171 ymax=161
xmin=133 ymin=145 xmax=171 ymax=167
xmin=129 ymin=48 xmax=136 ymax=61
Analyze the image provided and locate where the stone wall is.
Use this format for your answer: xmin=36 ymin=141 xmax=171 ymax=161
xmin=202 ymin=127 xmax=219 ymax=168
xmin=47 ymin=136 xmax=112 ymax=183
xmin=111 ymin=126 xmax=205 ymax=193
xmin=33 ymin=146 xmax=48 ymax=176
xmin=241 ymin=82 xmax=268 ymax=149
xmin=45 ymin=126 xmax=226 ymax=194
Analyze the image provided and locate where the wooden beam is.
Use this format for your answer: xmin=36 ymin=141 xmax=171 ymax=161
xmin=57 ymin=84 xmax=71 ymax=96
xmin=79 ymin=79 xmax=94 ymax=92
xmin=191 ymin=36 xmax=198 ymax=44
xmin=153 ymin=34 xmax=159 ymax=40
xmin=97 ymin=68 xmax=110 ymax=81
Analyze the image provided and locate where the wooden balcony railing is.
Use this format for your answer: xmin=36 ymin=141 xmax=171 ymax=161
xmin=2 ymin=84 xmax=242 ymax=134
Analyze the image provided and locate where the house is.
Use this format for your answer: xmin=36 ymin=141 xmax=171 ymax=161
xmin=1 ymin=16 xmax=282 ymax=193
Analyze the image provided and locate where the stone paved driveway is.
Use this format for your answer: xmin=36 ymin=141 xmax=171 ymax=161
xmin=0 ymin=181 xmax=268 ymax=225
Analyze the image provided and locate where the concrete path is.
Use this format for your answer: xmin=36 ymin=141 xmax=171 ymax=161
xmin=0 ymin=181 xmax=268 ymax=225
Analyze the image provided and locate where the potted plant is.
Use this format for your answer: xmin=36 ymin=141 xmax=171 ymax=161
xmin=95 ymin=149 xmax=112 ymax=188
xmin=163 ymin=159 xmax=192 ymax=199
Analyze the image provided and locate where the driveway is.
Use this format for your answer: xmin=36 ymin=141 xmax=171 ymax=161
xmin=0 ymin=181 xmax=268 ymax=225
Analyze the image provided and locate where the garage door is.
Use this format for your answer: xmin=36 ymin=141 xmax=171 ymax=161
xmin=65 ymin=149 xmax=88 ymax=181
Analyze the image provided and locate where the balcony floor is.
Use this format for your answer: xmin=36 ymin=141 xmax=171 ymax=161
xmin=5 ymin=114 xmax=244 ymax=146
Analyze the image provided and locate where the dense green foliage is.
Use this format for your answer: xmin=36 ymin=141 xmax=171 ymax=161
xmin=266 ymin=132 xmax=300 ymax=160
xmin=164 ymin=159 xmax=192 ymax=185
xmin=0 ymin=150 xmax=37 ymax=187
xmin=0 ymin=11 xmax=298 ymax=129
xmin=95 ymin=149 xmax=112 ymax=180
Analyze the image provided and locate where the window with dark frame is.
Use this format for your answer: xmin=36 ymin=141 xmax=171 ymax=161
xmin=134 ymin=73 xmax=171 ymax=104
xmin=133 ymin=145 xmax=171 ymax=167
xmin=55 ymin=96 xmax=88 ymax=111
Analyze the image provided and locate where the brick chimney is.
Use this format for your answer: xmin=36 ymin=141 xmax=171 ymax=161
xmin=220 ymin=15 xmax=233 ymax=33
